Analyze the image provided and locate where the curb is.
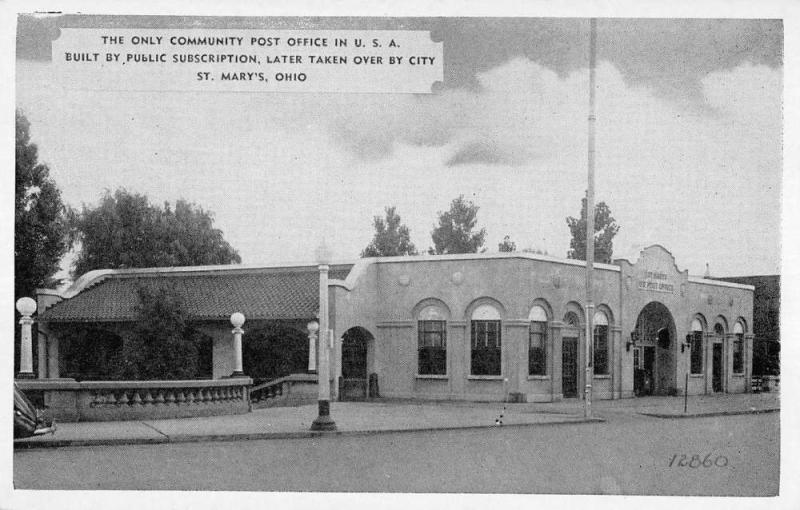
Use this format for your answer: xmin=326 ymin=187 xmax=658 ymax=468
xmin=14 ymin=416 xmax=603 ymax=450
xmin=638 ymin=408 xmax=780 ymax=419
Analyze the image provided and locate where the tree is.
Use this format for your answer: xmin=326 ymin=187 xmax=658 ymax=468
xmin=361 ymin=206 xmax=418 ymax=257
xmin=429 ymin=195 xmax=487 ymax=254
xmin=566 ymin=193 xmax=620 ymax=264
xmin=15 ymin=110 xmax=70 ymax=299
xmin=114 ymin=283 xmax=211 ymax=380
xmin=70 ymin=188 xmax=241 ymax=276
xmin=498 ymin=235 xmax=516 ymax=252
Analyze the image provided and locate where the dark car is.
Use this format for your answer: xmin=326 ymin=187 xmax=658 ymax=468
xmin=14 ymin=383 xmax=56 ymax=439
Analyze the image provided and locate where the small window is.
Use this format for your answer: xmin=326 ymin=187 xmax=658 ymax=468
xmin=471 ymin=304 xmax=501 ymax=376
xmin=633 ymin=347 xmax=642 ymax=370
xmin=690 ymin=319 xmax=704 ymax=375
xmin=733 ymin=321 xmax=745 ymax=374
xmin=417 ymin=305 xmax=447 ymax=375
xmin=593 ymin=311 xmax=609 ymax=375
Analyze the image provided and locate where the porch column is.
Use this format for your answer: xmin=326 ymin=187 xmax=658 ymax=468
xmin=37 ymin=325 xmax=48 ymax=379
xmin=230 ymin=312 xmax=245 ymax=377
xmin=307 ymin=321 xmax=318 ymax=373
xmin=47 ymin=335 xmax=60 ymax=379
xmin=16 ymin=297 xmax=37 ymax=379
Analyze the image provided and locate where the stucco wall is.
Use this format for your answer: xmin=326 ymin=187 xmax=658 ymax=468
xmin=333 ymin=249 xmax=753 ymax=403
xmin=333 ymin=255 xmax=622 ymax=402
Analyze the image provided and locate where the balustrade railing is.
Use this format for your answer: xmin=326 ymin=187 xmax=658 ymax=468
xmin=250 ymin=373 xmax=318 ymax=407
xmin=16 ymin=378 xmax=252 ymax=422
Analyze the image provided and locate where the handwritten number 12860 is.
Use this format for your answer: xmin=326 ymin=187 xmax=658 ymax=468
xmin=669 ymin=454 xmax=728 ymax=468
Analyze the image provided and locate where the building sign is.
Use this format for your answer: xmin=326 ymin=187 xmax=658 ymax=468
xmin=637 ymin=270 xmax=675 ymax=293
xmin=52 ymin=29 xmax=443 ymax=93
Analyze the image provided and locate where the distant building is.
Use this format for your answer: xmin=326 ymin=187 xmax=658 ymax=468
xmin=716 ymin=275 xmax=779 ymax=376
xmin=33 ymin=245 xmax=755 ymax=403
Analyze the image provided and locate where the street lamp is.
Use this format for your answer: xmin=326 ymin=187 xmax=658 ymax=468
xmin=307 ymin=320 xmax=319 ymax=373
xmin=16 ymin=297 xmax=37 ymax=379
xmin=311 ymin=239 xmax=336 ymax=431
xmin=230 ymin=312 xmax=246 ymax=377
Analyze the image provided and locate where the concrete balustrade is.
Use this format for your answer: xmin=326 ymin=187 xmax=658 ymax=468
xmin=250 ymin=373 xmax=318 ymax=408
xmin=16 ymin=378 xmax=252 ymax=422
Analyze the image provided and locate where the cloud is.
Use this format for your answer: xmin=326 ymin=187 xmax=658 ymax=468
xmin=445 ymin=140 xmax=532 ymax=167
xmin=16 ymin=56 xmax=782 ymax=276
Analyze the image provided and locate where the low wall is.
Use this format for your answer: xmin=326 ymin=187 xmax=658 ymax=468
xmin=251 ymin=373 xmax=318 ymax=408
xmin=16 ymin=378 xmax=252 ymax=422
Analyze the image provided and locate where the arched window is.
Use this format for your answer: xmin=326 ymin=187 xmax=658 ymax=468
xmin=471 ymin=304 xmax=502 ymax=376
xmin=733 ymin=321 xmax=745 ymax=374
xmin=593 ymin=311 xmax=609 ymax=375
xmin=564 ymin=311 xmax=581 ymax=329
xmin=417 ymin=305 xmax=447 ymax=375
xmin=690 ymin=318 xmax=704 ymax=375
xmin=528 ymin=305 xmax=548 ymax=376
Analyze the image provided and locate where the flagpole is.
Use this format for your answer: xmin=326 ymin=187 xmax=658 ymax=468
xmin=584 ymin=17 xmax=597 ymax=419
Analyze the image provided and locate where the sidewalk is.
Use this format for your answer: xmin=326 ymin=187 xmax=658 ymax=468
xmin=14 ymin=392 xmax=778 ymax=449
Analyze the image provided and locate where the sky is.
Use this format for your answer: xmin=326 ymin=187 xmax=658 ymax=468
xmin=14 ymin=15 xmax=784 ymax=278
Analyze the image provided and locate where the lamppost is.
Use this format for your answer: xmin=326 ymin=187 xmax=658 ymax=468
xmin=307 ymin=320 xmax=319 ymax=373
xmin=230 ymin=312 xmax=246 ymax=377
xmin=311 ymin=240 xmax=336 ymax=431
xmin=16 ymin=297 xmax=37 ymax=379
xmin=584 ymin=17 xmax=598 ymax=418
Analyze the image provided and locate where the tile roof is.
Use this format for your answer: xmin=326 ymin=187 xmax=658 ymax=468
xmin=39 ymin=265 xmax=353 ymax=322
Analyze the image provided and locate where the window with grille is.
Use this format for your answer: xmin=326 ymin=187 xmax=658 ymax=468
xmin=691 ymin=330 xmax=704 ymax=374
xmin=529 ymin=321 xmax=547 ymax=376
xmin=593 ymin=325 xmax=609 ymax=375
xmin=471 ymin=320 xmax=501 ymax=376
xmin=733 ymin=322 xmax=745 ymax=374
xmin=418 ymin=320 xmax=447 ymax=375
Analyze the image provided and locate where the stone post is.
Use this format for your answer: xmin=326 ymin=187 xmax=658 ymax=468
xmin=307 ymin=321 xmax=318 ymax=373
xmin=230 ymin=312 xmax=245 ymax=377
xmin=16 ymin=297 xmax=37 ymax=379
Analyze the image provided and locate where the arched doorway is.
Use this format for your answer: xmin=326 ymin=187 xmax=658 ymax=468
xmin=633 ymin=302 xmax=677 ymax=396
xmin=340 ymin=327 xmax=374 ymax=400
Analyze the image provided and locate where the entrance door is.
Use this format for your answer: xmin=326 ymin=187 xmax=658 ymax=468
xmin=340 ymin=328 xmax=369 ymax=400
xmin=712 ymin=343 xmax=723 ymax=393
xmin=562 ymin=337 xmax=578 ymax=398
xmin=635 ymin=346 xmax=656 ymax=396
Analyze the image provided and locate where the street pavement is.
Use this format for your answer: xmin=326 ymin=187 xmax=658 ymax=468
xmin=14 ymin=391 xmax=779 ymax=449
xmin=13 ymin=409 xmax=779 ymax=495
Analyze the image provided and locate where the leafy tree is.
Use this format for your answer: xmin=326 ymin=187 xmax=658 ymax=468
xmin=15 ymin=109 xmax=70 ymax=299
xmin=114 ymin=283 xmax=211 ymax=380
xmin=361 ymin=206 xmax=418 ymax=257
xmin=71 ymin=189 xmax=241 ymax=276
xmin=243 ymin=323 xmax=309 ymax=383
xmin=498 ymin=235 xmax=516 ymax=252
xmin=566 ymin=193 xmax=620 ymax=264
xmin=429 ymin=195 xmax=487 ymax=254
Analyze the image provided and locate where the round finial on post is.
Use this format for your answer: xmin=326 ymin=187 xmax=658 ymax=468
xmin=16 ymin=297 xmax=37 ymax=379
xmin=307 ymin=320 xmax=319 ymax=334
xmin=315 ymin=239 xmax=332 ymax=265
xmin=16 ymin=297 xmax=37 ymax=317
xmin=230 ymin=312 xmax=245 ymax=329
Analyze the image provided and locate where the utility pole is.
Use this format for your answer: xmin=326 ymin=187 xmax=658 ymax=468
xmin=584 ymin=18 xmax=597 ymax=419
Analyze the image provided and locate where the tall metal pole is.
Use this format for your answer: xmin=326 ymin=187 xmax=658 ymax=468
xmin=584 ymin=18 xmax=597 ymax=419
xmin=312 ymin=242 xmax=336 ymax=431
